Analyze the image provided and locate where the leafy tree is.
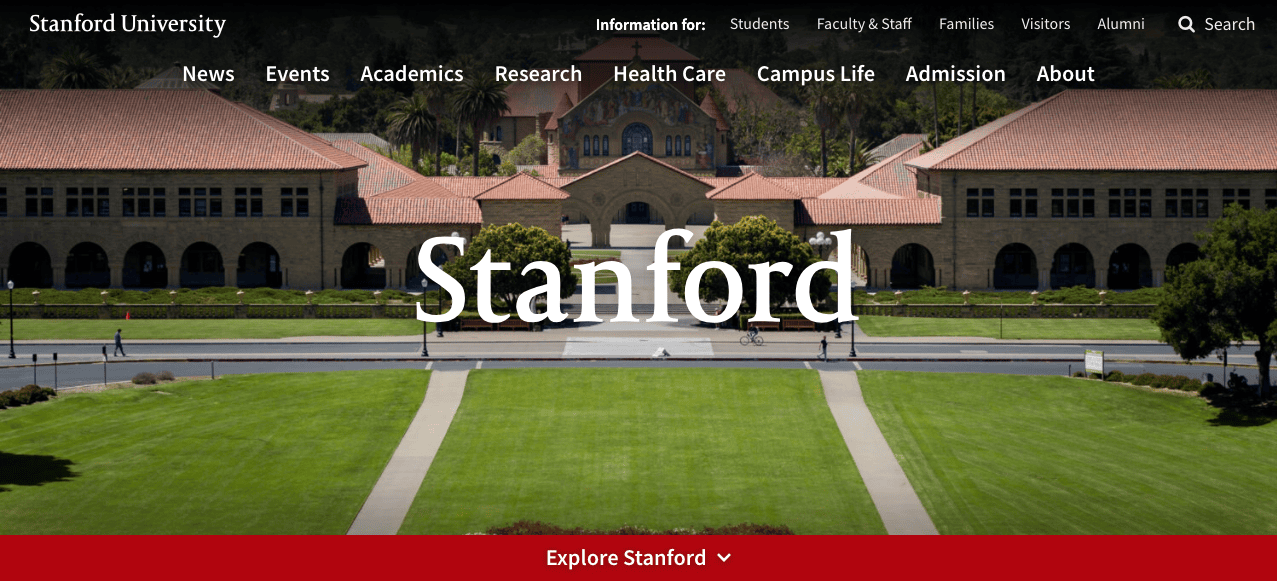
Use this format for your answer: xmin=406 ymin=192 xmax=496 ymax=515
xmin=808 ymin=81 xmax=839 ymax=177
xmin=385 ymin=93 xmax=436 ymax=170
xmin=419 ymin=79 xmax=452 ymax=176
xmin=442 ymin=223 xmax=576 ymax=310
xmin=669 ymin=216 xmax=831 ymax=313
xmin=39 ymin=50 xmax=106 ymax=89
xmin=507 ymin=134 xmax=547 ymax=166
xmin=1153 ymin=206 xmax=1277 ymax=397
xmin=450 ymin=72 xmax=511 ymax=177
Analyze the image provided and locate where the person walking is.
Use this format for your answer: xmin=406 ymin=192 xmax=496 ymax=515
xmin=113 ymin=328 xmax=126 ymax=357
xmin=818 ymin=335 xmax=828 ymax=361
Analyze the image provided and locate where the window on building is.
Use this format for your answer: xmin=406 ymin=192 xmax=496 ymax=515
xmin=685 ymin=136 xmax=692 ymax=156
xmin=1234 ymin=188 xmax=1252 ymax=210
xmin=1266 ymin=189 xmax=1277 ymax=210
xmin=38 ymin=187 xmax=53 ymax=217
xmin=592 ymin=136 xmax=599 ymax=156
xmin=1051 ymin=188 xmax=1064 ymax=217
xmin=1025 ymin=188 xmax=1038 ymax=218
xmin=1108 ymin=188 xmax=1121 ymax=217
xmin=1065 ymin=188 xmax=1079 ymax=217
xmin=1165 ymin=189 xmax=1177 ymax=217
xmin=495 ymin=126 xmax=503 ymax=141
xmin=966 ymin=188 xmax=979 ymax=217
xmin=1009 ymin=188 xmax=1022 ymax=218
xmin=0 ymin=187 xmax=6 ymax=217
xmin=153 ymin=188 xmax=166 ymax=217
xmin=123 ymin=187 xmax=135 ymax=217
xmin=251 ymin=187 xmax=263 ymax=217
xmin=1082 ymin=188 xmax=1095 ymax=217
xmin=582 ymin=137 xmax=589 ymax=156
xmin=281 ymin=200 xmax=293 ymax=217
xmin=179 ymin=199 xmax=191 ymax=217
xmin=1196 ymin=189 xmax=1209 ymax=217
xmin=137 ymin=188 xmax=150 ymax=217
xmin=981 ymin=188 xmax=994 ymax=217
xmin=665 ymin=136 xmax=673 ymax=156
xmin=97 ymin=194 xmax=109 ymax=217
xmin=675 ymin=136 xmax=682 ymax=156
xmin=26 ymin=187 xmax=37 ymax=217
xmin=602 ymin=136 xmax=609 ymax=156
xmin=195 ymin=198 xmax=207 ymax=217
xmin=1139 ymin=188 xmax=1152 ymax=217
xmin=81 ymin=197 xmax=94 ymax=217
xmin=65 ymin=187 xmax=79 ymax=217
xmin=297 ymin=188 xmax=309 ymax=217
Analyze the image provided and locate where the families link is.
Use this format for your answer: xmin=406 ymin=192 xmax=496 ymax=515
xmin=415 ymin=229 xmax=861 ymax=326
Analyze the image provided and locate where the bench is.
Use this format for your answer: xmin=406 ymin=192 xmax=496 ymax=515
xmin=497 ymin=319 xmax=532 ymax=331
xmin=459 ymin=319 xmax=495 ymax=331
xmin=749 ymin=322 xmax=781 ymax=332
xmin=782 ymin=319 xmax=816 ymax=331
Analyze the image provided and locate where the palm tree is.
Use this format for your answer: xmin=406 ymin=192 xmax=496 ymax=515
xmin=808 ymin=81 xmax=839 ymax=177
xmin=386 ymin=93 xmax=436 ymax=172
xmin=839 ymin=84 xmax=865 ymax=174
xmin=40 ymin=50 xmax=106 ymax=89
xmin=420 ymin=80 xmax=451 ymax=176
xmin=450 ymin=73 xmax=511 ymax=176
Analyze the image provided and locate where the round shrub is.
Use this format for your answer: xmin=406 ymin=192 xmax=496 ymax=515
xmin=132 ymin=372 xmax=158 ymax=385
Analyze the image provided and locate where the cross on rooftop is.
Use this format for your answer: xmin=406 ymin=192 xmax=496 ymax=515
xmin=632 ymin=40 xmax=642 ymax=58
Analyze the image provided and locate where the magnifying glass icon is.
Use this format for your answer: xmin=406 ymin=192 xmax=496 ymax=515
xmin=1179 ymin=16 xmax=1195 ymax=33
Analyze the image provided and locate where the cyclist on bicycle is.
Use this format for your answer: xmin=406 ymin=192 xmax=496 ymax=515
xmin=747 ymin=324 xmax=759 ymax=339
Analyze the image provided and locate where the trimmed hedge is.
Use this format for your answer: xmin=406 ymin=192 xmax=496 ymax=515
xmin=485 ymin=520 xmax=794 ymax=535
xmin=1101 ymin=370 xmax=1206 ymax=393
xmin=0 ymin=384 xmax=57 ymax=409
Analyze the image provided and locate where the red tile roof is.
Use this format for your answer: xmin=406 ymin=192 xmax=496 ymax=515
xmin=908 ymin=90 xmax=1277 ymax=171
xmin=705 ymin=173 xmax=802 ymax=200
xmin=570 ymin=151 xmax=713 ymax=191
xmin=334 ymin=197 xmax=482 ymax=225
xmin=820 ymin=142 xmax=925 ymax=199
xmin=475 ymin=172 xmax=570 ymax=200
xmin=768 ymin=178 xmax=844 ymax=198
xmin=543 ymin=93 xmax=574 ymax=131
xmin=574 ymin=36 xmax=699 ymax=62
xmin=329 ymin=140 xmax=422 ymax=197
xmin=505 ymin=80 xmax=579 ymax=118
xmin=0 ymin=90 xmax=367 ymax=171
xmin=797 ymin=198 xmax=942 ymax=226
xmin=869 ymin=134 xmax=926 ymax=160
xmin=699 ymin=95 xmax=730 ymax=131
xmin=710 ymin=69 xmax=784 ymax=114
xmin=430 ymin=177 xmax=509 ymax=199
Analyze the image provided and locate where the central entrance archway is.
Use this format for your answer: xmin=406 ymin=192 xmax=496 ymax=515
xmin=624 ymin=202 xmax=651 ymax=224
xmin=621 ymin=123 xmax=653 ymax=155
xmin=123 ymin=242 xmax=167 ymax=288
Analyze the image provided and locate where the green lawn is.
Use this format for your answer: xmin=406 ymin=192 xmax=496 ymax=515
xmin=13 ymin=319 xmax=433 ymax=340
xmin=0 ymin=370 xmax=427 ymax=534
xmin=855 ymin=315 xmax=1162 ymax=340
xmin=399 ymin=368 xmax=884 ymax=534
xmin=858 ymin=370 xmax=1277 ymax=534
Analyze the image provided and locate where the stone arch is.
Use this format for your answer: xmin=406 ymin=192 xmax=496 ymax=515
xmin=123 ymin=242 xmax=168 ymax=289
xmin=890 ymin=243 xmax=935 ymax=288
xmin=237 ymin=242 xmax=282 ymax=289
xmin=7 ymin=242 xmax=54 ymax=288
xmin=1108 ymin=243 xmax=1152 ymax=290
xmin=341 ymin=242 xmax=386 ymax=289
xmin=621 ymin=122 xmax=653 ymax=156
xmin=180 ymin=242 xmax=225 ymax=288
xmin=1050 ymin=243 xmax=1095 ymax=289
xmin=1166 ymin=243 xmax=1201 ymax=269
xmin=993 ymin=243 xmax=1038 ymax=289
xmin=65 ymin=242 xmax=110 ymax=289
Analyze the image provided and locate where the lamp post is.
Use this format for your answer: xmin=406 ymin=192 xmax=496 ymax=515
xmin=848 ymin=281 xmax=857 ymax=358
xmin=7 ymin=280 xmax=14 ymax=359
xmin=421 ymin=281 xmax=430 ymax=357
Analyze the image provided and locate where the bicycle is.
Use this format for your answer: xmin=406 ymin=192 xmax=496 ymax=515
xmin=740 ymin=331 xmax=764 ymax=346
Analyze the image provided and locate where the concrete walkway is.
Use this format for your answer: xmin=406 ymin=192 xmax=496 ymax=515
xmin=819 ymin=370 xmax=939 ymax=535
xmin=347 ymin=369 xmax=469 ymax=535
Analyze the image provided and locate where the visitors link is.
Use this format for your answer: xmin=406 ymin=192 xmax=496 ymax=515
xmin=416 ymin=229 xmax=860 ymax=326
